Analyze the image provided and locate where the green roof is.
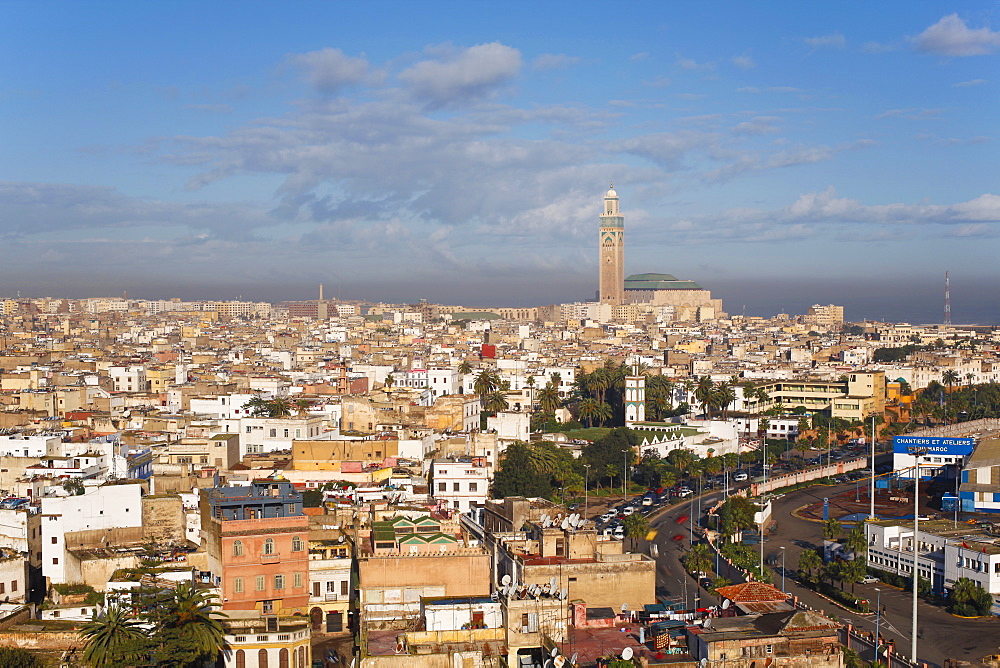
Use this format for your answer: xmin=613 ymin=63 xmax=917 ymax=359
xmin=624 ymin=273 xmax=704 ymax=291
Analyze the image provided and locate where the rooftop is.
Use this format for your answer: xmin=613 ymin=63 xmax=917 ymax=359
xmin=624 ymin=273 xmax=704 ymax=291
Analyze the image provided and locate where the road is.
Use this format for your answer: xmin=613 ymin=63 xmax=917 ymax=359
xmin=765 ymin=481 xmax=1000 ymax=668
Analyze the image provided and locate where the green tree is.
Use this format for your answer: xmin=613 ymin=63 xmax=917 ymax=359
xmin=593 ymin=401 xmax=613 ymax=427
xmin=949 ymin=577 xmax=994 ymax=616
xmin=0 ymin=648 xmax=44 ymax=668
xmin=484 ymin=390 xmax=509 ymax=415
xmin=684 ymin=543 xmax=714 ymax=575
xmin=474 ymin=369 xmax=498 ymax=397
xmin=492 ymin=441 xmax=551 ymax=498
xmin=822 ymin=518 xmax=843 ymax=541
xmin=843 ymin=524 xmax=867 ymax=557
xmin=577 ymin=397 xmax=600 ymax=427
xmin=80 ymin=604 xmax=147 ymax=667
xmin=797 ymin=548 xmax=823 ymax=582
xmin=143 ymin=582 xmax=229 ymax=667
xmin=718 ymin=495 xmax=757 ymax=538
xmin=538 ymin=382 xmax=561 ymax=414
xmin=623 ymin=513 xmax=650 ymax=550
xmin=695 ymin=376 xmax=715 ymax=418
xmin=458 ymin=360 xmax=473 ymax=376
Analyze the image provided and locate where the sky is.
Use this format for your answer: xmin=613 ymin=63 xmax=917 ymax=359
xmin=1 ymin=2 xmax=999 ymax=323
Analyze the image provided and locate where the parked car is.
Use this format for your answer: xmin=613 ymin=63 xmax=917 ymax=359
xmin=860 ymin=576 xmax=878 ymax=584
xmin=733 ymin=472 xmax=749 ymax=482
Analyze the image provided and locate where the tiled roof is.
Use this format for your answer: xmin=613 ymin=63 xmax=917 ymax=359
xmin=714 ymin=581 xmax=786 ymax=603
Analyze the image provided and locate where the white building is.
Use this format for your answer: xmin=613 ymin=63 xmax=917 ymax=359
xmin=233 ymin=416 xmax=327 ymax=456
xmin=189 ymin=394 xmax=258 ymax=420
xmin=486 ymin=411 xmax=530 ymax=446
xmin=40 ymin=482 xmax=143 ymax=585
xmin=430 ymin=458 xmax=491 ymax=512
xmin=865 ymin=519 xmax=1000 ymax=596
xmin=108 ymin=365 xmax=149 ymax=393
xmin=0 ymin=433 xmax=61 ymax=458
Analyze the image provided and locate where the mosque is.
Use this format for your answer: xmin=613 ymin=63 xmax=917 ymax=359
xmin=598 ymin=184 xmax=725 ymax=321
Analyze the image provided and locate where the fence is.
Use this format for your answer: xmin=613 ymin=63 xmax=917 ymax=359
xmin=840 ymin=623 xmax=925 ymax=668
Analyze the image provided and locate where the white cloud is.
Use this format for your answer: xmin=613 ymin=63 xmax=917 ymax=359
xmin=676 ymin=55 xmax=715 ymax=70
xmin=731 ymin=54 xmax=756 ymax=69
xmin=804 ymin=33 xmax=846 ymax=50
xmin=737 ymin=86 xmax=805 ymax=94
xmin=399 ymin=42 xmax=522 ymax=107
xmin=953 ymin=78 xmax=987 ymax=87
xmin=291 ymin=48 xmax=371 ymax=94
xmin=914 ymin=14 xmax=1000 ymax=56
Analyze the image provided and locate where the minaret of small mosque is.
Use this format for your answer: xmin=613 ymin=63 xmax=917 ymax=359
xmin=598 ymin=182 xmax=625 ymax=305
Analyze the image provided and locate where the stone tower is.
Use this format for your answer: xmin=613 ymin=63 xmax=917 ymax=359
xmin=599 ymin=183 xmax=625 ymax=305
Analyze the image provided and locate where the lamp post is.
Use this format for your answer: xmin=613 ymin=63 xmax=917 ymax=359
xmin=779 ymin=546 xmax=786 ymax=593
xmin=909 ymin=447 xmax=927 ymax=663
xmin=869 ymin=415 xmax=877 ymax=520
xmin=874 ymin=588 xmax=882 ymax=658
xmin=584 ymin=464 xmax=591 ymax=520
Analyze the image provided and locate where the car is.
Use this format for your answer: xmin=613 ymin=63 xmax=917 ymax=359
xmin=733 ymin=472 xmax=749 ymax=482
xmin=622 ymin=506 xmax=636 ymax=515
xmin=859 ymin=576 xmax=878 ymax=584
xmin=676 ymin=489 xmax=694 ymax=498
xmin=672 ymin=533 xmax=686 ymax=541
xmin=641 ymin=496 xmax=654 ymax=506
xmin=676 ymin=514 xmax=689 ymax=524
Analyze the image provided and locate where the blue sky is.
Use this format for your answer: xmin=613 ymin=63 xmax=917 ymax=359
xmin=1 ymin=1 xmax=998 ymax=321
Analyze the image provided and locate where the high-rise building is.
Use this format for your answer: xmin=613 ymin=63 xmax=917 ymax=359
xmin=598 ymin=184 xmax=625 ymax=305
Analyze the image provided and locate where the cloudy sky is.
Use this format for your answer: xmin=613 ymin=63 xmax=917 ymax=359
xmin=2 ymin=2 xmax=998 ymax=322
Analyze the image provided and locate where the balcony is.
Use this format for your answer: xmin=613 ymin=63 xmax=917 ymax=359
xmin=261 ymin=553 xmax=281 ymax=564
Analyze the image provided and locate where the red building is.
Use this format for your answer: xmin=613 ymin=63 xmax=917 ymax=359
xmin=201 ymin=479 xmax=310 ymax=615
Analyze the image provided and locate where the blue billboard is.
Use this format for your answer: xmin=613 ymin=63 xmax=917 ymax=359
xmin=892 ymin=436 xmax=974 ymax=455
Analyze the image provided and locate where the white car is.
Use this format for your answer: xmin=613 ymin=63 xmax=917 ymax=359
xmin=733 ymin=472 xmax=749 ymax=482
xmin=676 ymin=489 xmax=694 ymax=498
xmin=622 ymin=506 xmax=636 ymax=515
xmin=612 ymin=526 xmax=625 ymax=540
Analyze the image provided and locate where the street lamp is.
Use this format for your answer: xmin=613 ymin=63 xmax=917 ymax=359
xmin=874 ymin=588 xmax=882 ymax=657
xmin=909 ymin=446 xmax=927 ymax=664
xmin=584 ymin=464 xmax=591 ymax=520
xmin=779 ymin=546 xmax=786 ymax=593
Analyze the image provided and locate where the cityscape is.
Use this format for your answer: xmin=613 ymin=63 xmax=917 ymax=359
xmin=2 ymin=3 xmax=1000 ymax=668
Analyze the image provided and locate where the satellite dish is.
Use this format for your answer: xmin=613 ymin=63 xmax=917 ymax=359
xmin=561 ymin=518 xmax=570 ymax=530
xmin=554 ymin=656 xmax=566 ymax=668
xmin=550 ymin=576 xmax=558 ymax=590
xmin=544 ymin=661 xmax=554 ymax=668
xmin=570 ymin=653 xmax=578 ymax=666
xmin=622 ymin=647 xmax=634 ymax=661
xmin=559 ymin=587 xmax=568 ymax=600
xmin=540 ymin=514 xmax=549 ymax=526
xmin=722 ymin=599 xmax=731 ymax=610
xmin=502 ymin=574 xmax=512 ymax=586
xmin=551 ymin=647 xmax=561 ymax=658
xmin=700 ymin=658 xmax=708 ymax=668
xmin=621 ymin=603 xmax=628 ymax=612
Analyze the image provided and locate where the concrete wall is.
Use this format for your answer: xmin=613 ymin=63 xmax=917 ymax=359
xmin=142 ymin=494 xmax=186 ymax=543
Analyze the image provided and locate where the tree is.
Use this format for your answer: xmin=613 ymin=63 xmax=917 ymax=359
xmin=822 ymin=518 xmax=843 ymax=541
xmin=695 ymin=376 xmax=715 ymax=418
xmin=492 ymin=441 xmax=551 ymax=499
xmin=843 ymin=524 xmax=867 ymax=558
xmin=797 ymin=548 xmax=823 ymax=582
xmin=538 ymin=383 xmax=561 ymax=414
xmin=474 ymin=369 xmax=498 ymax=397
xmin=458 ymin=360 xmax=473 ymax=376
xmin=719 ymin=495 xmax=757 ymax=538
xmin=949 ymin=577 xmax=994 ymax=616
xmin=684 ymin=543 xmax=713 ymax=576
xmin=577 ymin=398 xmax=600 ymax=427
xmin=484 ymin=391 xmax=509 ymax=415
xmin=80 ymin=604 xmax=148 ymax=667
xmin=0 ymin=649 xmax=42 ymax=668
xmin=593 ymin=401 xmax=613 ymax=427
xmin=129 ymin=582 xmax=229 ymax=668
xmin=623 ymin=513 xmax=650 ymax=550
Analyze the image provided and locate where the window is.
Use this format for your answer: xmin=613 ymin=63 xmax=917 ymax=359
xmin=766 ymin=645 xmax=773 ymax=654
xmin=246 ymin=426 xmax=252 ymax=434
xmin=275 ymin=574 xmax=285 ymax=590
xmin=289 ymin=503 xmax=297 ymax=515
xmin=234 ymin=578 xmax=244 ymax=593
xmin=263 ymin=538 xmax=275 ymax=555
xmin=438 ymin=483 xmax=446 ymax=492
xmin=11 ymin=581 xmax=17 ymax=592
xmin=469 ymin=482 xmax=478 ymax=492
xmin=269 ymin=429 xmax=277 ymax=438
xmin=340 ymin=580 xmax=348 ymax=596
xmin=259 ymin=649 xmax=269 ymax=668
xmin=51 ymin=536 xmax=57 ymax=544
xmin=233 ymin=540 xmax=244 ymax=557
xmin=294 ymin=572 xmax=303 ymax=588
xmin=0 ymin=583 xmax=4 ymax=594
xmin=262 ymin=600 xmax=274 ymax=614
xmin=283 ymin=429 xmax=289 ymax=438
xmin=256 ymin=575 xmax=265 ymax=591
xmin=453 ymin=483 xmax=460 ymax=492
xmin=292 ymin=536 xmax=303 ymax=551
xmin=235 ymin=650 xmax=245 ymax=668
xmin=327 ymin=581 xmax=335 ymax=592
xmin=53 ymin=558 xmax=58 ymax=565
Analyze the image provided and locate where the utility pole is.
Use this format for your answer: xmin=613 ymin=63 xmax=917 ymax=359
xmin=910 ymin=447 xmax=927 ymax=663
xmin=584 ymin=464 xmax=591 ymax=520
xmin=869 ymin=415 xmax=877 ymax=520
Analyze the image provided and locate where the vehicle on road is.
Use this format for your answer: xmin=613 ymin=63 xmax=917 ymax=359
xmin=860 ymin=576 xmax=878 ymax=584
xmin=622 ymin=506 xmax=636 ymax=516
xmin=641 ymin=495 xmax=654 ymax=506
xmin=676 ymin=489 xmax=693 ymax=497
xmin=676 ymin=514 xmax=689 ymax=524
xmin=672 ymin=533 xmax=685 ymax=541
xmin=733 ymin=472 xmax=748 ymax=482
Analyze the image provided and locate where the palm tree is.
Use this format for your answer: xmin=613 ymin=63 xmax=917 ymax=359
xmin=589 ymin=368 xmax=611 ymax=404
xmin=293 ymin=398 xmax=312 ymax=416
xmin=383 ymin=373 xmax=395 ymax=389
xmin=714 ymin=382 xmax=737 ymax=419
xmin=578 ymin=398 xmax=600 ymax=427
xmin=797 ymin=548 xmax=823 ymax=582
xmin=942 ymin=369 xmax=960 ymax=394
xmin=684 ymin=543 xmax=714 ymax=576
xmin=484 ymin=391 xmax=509 ymax=415
xmin=525 ymin=375 xmax=536 ymax=412
xmin=695 ymin=376 xmax=715 ymax=418
xmin=822 ymin=518 xmax=843 ymax=541
xmin=457 ymin=360 xmax=473 ymax=376
xmin=623 ymin=513 xmax=650 ymax=551
xmin=267 ymin=396 xmax=293 ymax=418
xmin=80 ymin=604 xmax=147 ymax=667
xmin=149 ymin=582 xmax=229 ymax=667
xmin=538 ymin=383 xmax=561 ymax=415
xmin=474 ymin=369 xmax=498 ymax=397
xmin=593 ymin=401 xmax=613 ymax=427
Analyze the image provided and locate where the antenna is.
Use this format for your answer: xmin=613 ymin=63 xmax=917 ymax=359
xmin=944 ymin=271 xmax=951 ymax=326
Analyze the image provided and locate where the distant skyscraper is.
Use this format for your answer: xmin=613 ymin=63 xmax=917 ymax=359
xmin=599 ymin=183 xmax=625 ymax=305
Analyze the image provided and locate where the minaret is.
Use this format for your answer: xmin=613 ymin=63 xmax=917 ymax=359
xmin=624 ymin=362 xmax=646 ymax=427
xmin=599 ymin=183 xmax=625 ymax=305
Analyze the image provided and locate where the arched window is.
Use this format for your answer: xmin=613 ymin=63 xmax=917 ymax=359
xmin=259 ymin=649 xmax=269 ymax=668
xmin=291 ymin=536 xmax=303 ymax=552
xmin=279 ymin=648 xmax=289 ymax=668
xmin=263 ymin=538 xmax=275 ymax=556
xmin=233 ymin=540 xmax=244 ymax=557
xmin=235 ymin=650 xmax=245 ymax=668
